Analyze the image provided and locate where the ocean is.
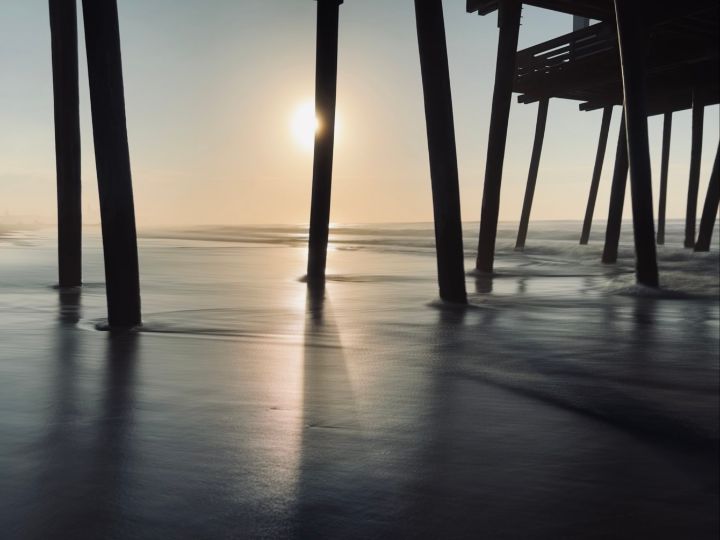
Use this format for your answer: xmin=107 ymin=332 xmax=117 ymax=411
xmin=0 ymin=219 xmax=718 ymax=538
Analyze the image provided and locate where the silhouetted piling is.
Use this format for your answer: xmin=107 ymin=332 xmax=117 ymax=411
xmin=602 ymin=116 xmax=628 ymax=265
xmin=580 ymin=106 xmax=612 ymax=245
xmin=414 ymin=0 xmax=467 ymax=303
xmin=613 ymin=0 xmax=659 ymax=287
xmin=656 ymin=112 xmax=672 ymax=245
xmin=307 ymin=0 xmax=342 ymax=284
xmin=685 ymin=94 xmax=704 ymax=248
xmin=476 ymin=0 xmax=522 ymax=273
xmin=82 ymin=0 xmax=141 ymax=327
xmin=694 ymin=144 xmax=719 ymax=252
xmin=49 ymin=0 xmax=81 ymax=288
xmin=515 ymin=98 xmax=549 ymax=251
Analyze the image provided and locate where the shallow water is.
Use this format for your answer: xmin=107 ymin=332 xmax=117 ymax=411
xmin=0 ymin=220 xmax=718 ymax=539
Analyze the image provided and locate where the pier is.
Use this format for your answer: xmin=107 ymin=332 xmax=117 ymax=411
xmin=45 ymin=0 xmax=719 ymax=324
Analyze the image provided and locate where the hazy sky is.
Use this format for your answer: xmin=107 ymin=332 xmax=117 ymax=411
xmin=1 ymin=0 xmax=717 ymax=226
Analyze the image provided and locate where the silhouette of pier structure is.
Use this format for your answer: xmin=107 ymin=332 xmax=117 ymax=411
xmin=465 ymin=0 xmax=719 ymax=286
xmin=48 ymin=0 xmax=719 ymax=326
xmin=50 ymin=0 xmax=140 ymax=327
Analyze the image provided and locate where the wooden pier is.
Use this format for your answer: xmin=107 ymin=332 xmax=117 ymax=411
xmin=468 ymin=0 xmax=719 ymax=286
xmin=46 ymin=0 xmax=719 ymax=322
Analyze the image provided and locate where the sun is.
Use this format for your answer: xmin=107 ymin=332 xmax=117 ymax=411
xmin=291 ymin=101 xmax=319 ymax=151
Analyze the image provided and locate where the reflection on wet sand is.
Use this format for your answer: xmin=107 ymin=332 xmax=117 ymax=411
xmin=294 ymin=286 xmax=366 ymax=538
xmin=0 ymin=224 xmax=717 ymax=539
xmin=21 ymin=292 xmax=139 ymax=539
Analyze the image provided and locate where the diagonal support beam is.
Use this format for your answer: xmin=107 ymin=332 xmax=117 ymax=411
xmin=414 ymin=0 xmax=467 ymax=303
xmin=684 ymin=94 xmax=704 ymax=248
xmin=580 ymin=106 xmax=612 ymax=245
xmin=602 ymin=115 xmax=628 ymax=265
xmin=515 ymin=98 xmax=549 ymax=251
xmin=694 ymin=144 xmax=720 ymax=253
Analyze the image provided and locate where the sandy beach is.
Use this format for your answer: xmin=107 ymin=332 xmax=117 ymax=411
xmin=0 ymin=221 xmax=718 ymax=539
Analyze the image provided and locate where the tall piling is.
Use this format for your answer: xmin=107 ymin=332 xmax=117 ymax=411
xmin=694 ymin=145 xmax=720 ymax=252
xmin=82 ymin=0 xmax=141 ymax=327
xmin=656 ymin=112 xmax=672 ymax=245
xmin=602 ymin=116 xmax=628 ymax=265
xmin=476 ymin=0 xmax=522 ymax=273
xmin=307 ymin=0 xmax=343 ymax=284
xmin=414 ymin=0 xmax=467 ymax=303
xmin=580 ymin=106 xmax=612 ymax=245
xmin=49 ymin=0 xmax=82 ymax=288
xmin=613 ymin=0 xmax=659 ymax=287
xmin=685 ymin=94 xmax=704 ymax=248
xmin=515 ymin=98 xmax=549 ymax=250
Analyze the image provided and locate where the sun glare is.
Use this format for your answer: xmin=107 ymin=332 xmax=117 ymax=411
xmin=291 ymin=101 xmax=319 ymax=151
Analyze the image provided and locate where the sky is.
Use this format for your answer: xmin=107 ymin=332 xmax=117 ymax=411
xmin=0 ymin=0 xmax=717 ymax=227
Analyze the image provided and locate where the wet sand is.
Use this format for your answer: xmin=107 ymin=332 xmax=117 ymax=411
xmin=0 ymin=222 xmax=718 ymax=539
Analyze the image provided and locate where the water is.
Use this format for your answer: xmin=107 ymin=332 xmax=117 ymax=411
xmin=0 ymin=220 xmax=718 ymax=539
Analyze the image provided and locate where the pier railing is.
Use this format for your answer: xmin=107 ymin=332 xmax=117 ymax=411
xmin=514 ymin=23 xmax=618 ymax=104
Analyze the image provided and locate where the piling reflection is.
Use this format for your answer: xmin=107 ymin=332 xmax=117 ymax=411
xmin=85 ymin=331 xmax=139 ymax=538
xmin=23 ymin=291 xmax=83 ymax=537
xmin=386 ymin=307 xmax=469 ymax=537
xmin=58 ymin=287 xmax=82 ymax=324
xmin=294 ymin=286 xmax=364 ymax=538
xmin=22 ymin=294 xmax=140 ymax=539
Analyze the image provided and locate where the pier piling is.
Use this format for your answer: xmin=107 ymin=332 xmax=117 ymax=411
xmin=414 ymin=0 xmax=467 ymax=303
xmin=657 ymin=112 xmax=672 ymax=245
xmin=307 ymin=0 xmax=342 ymax=285
xmin=685 ymin=94 xmax=704 ymax=248
xmin=515 ymin=98 xmax=549 ymax=251
xmin=694 ymin=144 xmax=720 ymax=252
xmin=476 ymin=0 xmax=522 ymax=273
xmin=602 ymin=116 xmax=628 ymax=265
xmin=580 ymin=106 xmax=612 ymax=245
xmin=49 ymin=0 xmax=81 ymax=288
xmin=82 ymin=0 xmax=141 ymax=327
xmin=613 ymin=0 xmax=659 ymax=287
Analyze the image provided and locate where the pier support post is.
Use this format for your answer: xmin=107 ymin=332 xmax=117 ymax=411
xmin=49 ymin=0 xmax=82 ymax=288
xmin=580 ymin=106 xmax=612 ymax=245
xmin=656 ymin=112 xmax=672 ymax=245
xmin=307 ymin=0 xmax=342 ymax=284
xmin=476 ymin=0 xmax=522 ymax=273
xmin=613 ymin=0 xmax=659 ymax=287
xmin=602 ymin=116 xmax=628 ymax=264
xmin=82 ymin=0 xmax=141 ymax=327
xmin=515 ymin=98 xmax=549 ymax=250
xmin=694 ymin=144 xmax=720 ymax=252
xmin=414 ymin=0 xmax=467 ymax=303
xmin=685 ymin=94 xmax=704 ymax=248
